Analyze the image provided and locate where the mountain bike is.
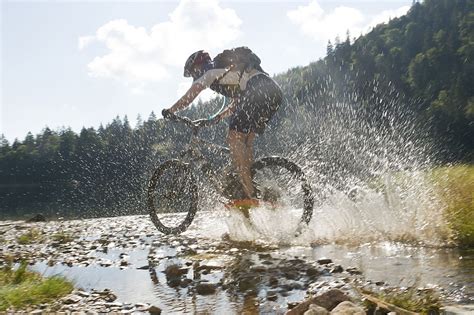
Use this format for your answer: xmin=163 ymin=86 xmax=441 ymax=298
xmin=147 ymin=113 xmax=314 ymax=235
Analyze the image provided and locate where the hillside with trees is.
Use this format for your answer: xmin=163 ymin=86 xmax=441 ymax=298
xmin=0 ymin=0 xmax=472 ymax=219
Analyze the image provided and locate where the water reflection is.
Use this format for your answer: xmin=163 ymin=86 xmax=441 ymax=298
xmin=305 ymin=243 xmax=474 ymax=303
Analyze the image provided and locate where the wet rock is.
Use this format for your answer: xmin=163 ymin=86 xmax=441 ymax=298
xmin=120 ymin=260 xmax=129 ymax=267
xmin=105 ymin=302 xmax=123 ymax=308
xmin=288 ymin=302 xmax=300 ymax=309
xmin=304 ymin=304 xmax=329 ymax=315
xmin=307 ymin=267 xmax=320 ymax=277
xmin=238 ymin=276 xmax=258 ymax=292
xmin=250 ymin=265 xmax=267 ymax=272
xmin=135 ymin=303 xmax=151 ymax=312
xmin=62 ymin=294 xmax=82 ymax=304
xmin=269 ymin=276 xmax=279 ymax=287
xmin=75 ymin=290 xmax=90 ymax=298
xmin=317 ymin=258 xmax=333 ymax=265
xmin=164 ymin=264 xmax=187 ymax=278
xmin=345 ymin=267 xmax=362 ymax=275
xmin=167 ymin=277 xmax=181 ymax=288
xmin=330 ymin=301 xmax=365 ymax=315
xmin=267 ymin=292 xmax=278 ymax=301
xmin=289 ymin=282 xmax=304 ymax=290
xmin=284 ymin=270 xmax=298 ymax=279
xmin=148 ymin=305 xmax=162 ymax=314
xmin=39 ymin=303 xmax=49 ymax=309
xmin=195 ymin=283 xmax=217 ymax=295
xmin=95 ymin=289 xmax=117 ymax=302
xmin=180 ymin=278 xmax=193 ymax=288
xmin=330 ymin=265 xmax=344 ymax=273
xmin=26 ymin=214 xmax=46 ymax=222
xmin=99 ymin=259 xmax=113 ymax=267
xmin=286 ymin=289 xmax=351 ymax=315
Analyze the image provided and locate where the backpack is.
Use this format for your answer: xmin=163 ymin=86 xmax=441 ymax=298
xmin=210 ymin=47 xmax=265 ymax=97
xmin=213 ymin=47 xmax=263 ymax=73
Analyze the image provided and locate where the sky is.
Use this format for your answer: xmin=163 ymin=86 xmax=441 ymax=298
xmin=1 ymin=0 xmax=412 ymax=142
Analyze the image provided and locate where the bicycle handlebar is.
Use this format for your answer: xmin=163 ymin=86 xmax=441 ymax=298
xmin=168 ymin=112 xmax=196 ymax=127
xmin=162 ymin=110 xmax=204 ymax=136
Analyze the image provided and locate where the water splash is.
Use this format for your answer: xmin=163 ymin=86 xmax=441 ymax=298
xmin=190 ymin=171 xmax=449 ymax=247
xmin=191 ymin=78 xmax=452 ymax=247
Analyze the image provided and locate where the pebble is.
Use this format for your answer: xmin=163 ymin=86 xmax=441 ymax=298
xmin=317 ymin=258 xmax=333 ymax=265
xmin=195 ymin=283 xmax=217 ymax=295
xmin=330 ymin=265 xmax=344 ymax=273
xmin=346 ymin=267 xmax=362 ymax=275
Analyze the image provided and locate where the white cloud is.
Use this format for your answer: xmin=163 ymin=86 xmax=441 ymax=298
xmin=80 ymin=0 xmax=242 ymax=90
xmin=288 ymin=1 xmax=409 ymax=43
xmin=78 ymin=35 xmax=95 ymax=50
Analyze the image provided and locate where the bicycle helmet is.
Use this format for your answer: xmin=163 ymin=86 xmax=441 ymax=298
xmin=183 ymin=50 xmax=212 ymax=78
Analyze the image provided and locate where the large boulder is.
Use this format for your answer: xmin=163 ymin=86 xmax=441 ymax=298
xmin=330 ymin=301 xmax=365 ymax=315
xmin=286 ymin=289 xmax=351 ymax=315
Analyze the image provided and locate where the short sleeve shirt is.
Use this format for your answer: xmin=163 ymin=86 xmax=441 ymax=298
xmin=193 ymin=68 xmax=262 ymax=91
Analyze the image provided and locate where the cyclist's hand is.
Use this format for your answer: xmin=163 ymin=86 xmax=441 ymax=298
xmin=193 ymin=118 xmax=213 ymax=128
xmin=162 ymin=108 xmax=175 ymax=120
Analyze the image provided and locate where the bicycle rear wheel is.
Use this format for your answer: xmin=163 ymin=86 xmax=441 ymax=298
xmin=147 ymin=159 xmax=198 ymax=235
xmin=251 ymin=156 xmax=314 ymax=228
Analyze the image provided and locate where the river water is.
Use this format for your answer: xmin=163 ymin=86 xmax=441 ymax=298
xmin=22 ymin=206 xmax=473 ymax=314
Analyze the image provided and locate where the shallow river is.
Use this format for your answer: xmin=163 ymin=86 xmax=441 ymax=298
xmin=11 ymin=209 xmax=469 ymax=314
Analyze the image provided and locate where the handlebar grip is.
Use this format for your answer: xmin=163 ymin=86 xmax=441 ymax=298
xmin=162 ymin=109 xmax=177 ymax=121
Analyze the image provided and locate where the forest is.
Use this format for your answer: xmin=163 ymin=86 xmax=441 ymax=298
xmin=1 ymin=0 xmax=472 ymax=219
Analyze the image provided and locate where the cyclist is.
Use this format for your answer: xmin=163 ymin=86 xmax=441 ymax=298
xmin=162 ymin=49 xmax=283 ymax=202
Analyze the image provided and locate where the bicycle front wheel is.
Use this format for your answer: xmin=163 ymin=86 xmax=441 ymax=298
xmin=147 ymin=159 xmax=198 ymax=235
xmin=251 ymin=156 xmax=314 ymax=227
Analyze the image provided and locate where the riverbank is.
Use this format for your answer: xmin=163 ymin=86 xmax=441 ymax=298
xmin=1 ymin=214 xmax=472 ymax=313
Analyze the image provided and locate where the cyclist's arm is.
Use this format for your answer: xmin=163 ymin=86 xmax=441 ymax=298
xmin=214 ymin=98 xmax=237 ymax=121
xmin=169 ymin=83 xmax=206 ymax=113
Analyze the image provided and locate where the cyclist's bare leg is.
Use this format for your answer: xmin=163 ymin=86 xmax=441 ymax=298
xmin=228 ymin=130 xmax=256 ymax=198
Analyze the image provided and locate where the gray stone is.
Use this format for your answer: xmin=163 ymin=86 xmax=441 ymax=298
xmin=75 ymin=291 xmax=90 ymax=298
xmin=330 ymin=301 xmax=365 ymax=315
xmin=307 ymin=267 xmax=320 ymax=277
xmin=330 ymin=265 xmax=344 ymax=273
xmin=105 ymin=302 xmax=123 ymax=308
xmin=317 ymin=258 xmax=333 ymax=265
xmin=63 ymin=294 xmax=82 ymax=304
xmin=345 ymin=267 xmax=362 ymax=275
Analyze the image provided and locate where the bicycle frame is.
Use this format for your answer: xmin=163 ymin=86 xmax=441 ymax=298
xmin=169 ymin=114 xmax=233 ymax=198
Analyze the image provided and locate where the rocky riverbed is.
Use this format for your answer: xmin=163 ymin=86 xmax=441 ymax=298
xmin=0 ymin=214 xmax=472 ymax=314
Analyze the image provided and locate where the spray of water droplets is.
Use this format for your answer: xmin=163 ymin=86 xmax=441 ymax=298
xmin=188 ymin=76 xmax=452 ymax=247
